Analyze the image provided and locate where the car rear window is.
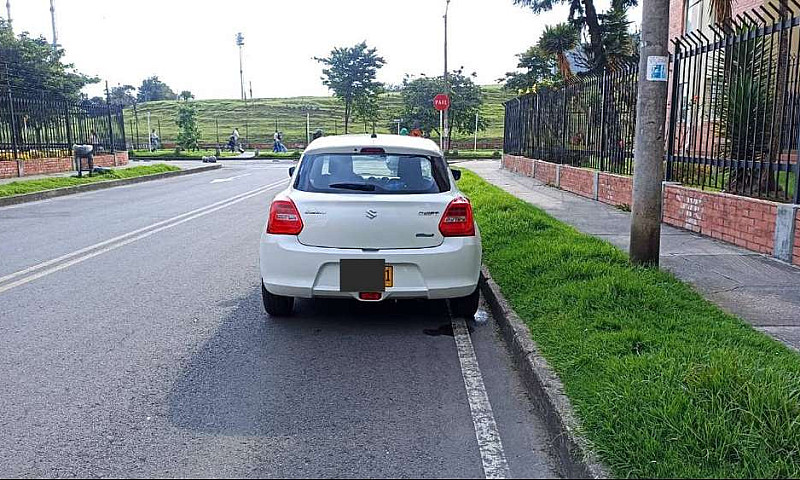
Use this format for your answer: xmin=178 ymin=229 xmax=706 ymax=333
xmin=294 ymin=153 xmax=451 ymax=194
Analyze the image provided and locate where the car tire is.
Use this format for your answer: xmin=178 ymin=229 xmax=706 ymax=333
xmin=262 ymin=283 xmax=294 ymax=317
xmin=450 ymin=286 xmax=480 ymax=319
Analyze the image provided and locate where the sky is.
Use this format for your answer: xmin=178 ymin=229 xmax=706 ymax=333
xmin=4 ymin=0 xmax=641 ymax=100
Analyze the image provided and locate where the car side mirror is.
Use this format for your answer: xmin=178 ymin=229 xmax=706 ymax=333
xmin=288 ymin=166 xmax=295 ymax=177
xmin=451 ymin=168 xmax=462 ymax=181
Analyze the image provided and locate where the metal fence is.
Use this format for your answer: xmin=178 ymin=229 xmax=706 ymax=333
xmin=0 ymin=90 xmax=126 ymax=161
xmin=504 ymin=63 xmax=639 ymax=176
xmin=667 ymin=3 xmax=800 ymax=203
xmin=504 ymin=2 xmax=800 ymax=202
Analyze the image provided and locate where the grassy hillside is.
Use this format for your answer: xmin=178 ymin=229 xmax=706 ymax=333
xmin=124 ymin=85 xmax=514 ymax=149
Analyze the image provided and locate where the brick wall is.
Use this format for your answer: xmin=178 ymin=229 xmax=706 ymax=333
xmin=559 ymin=165 xmax=595 ymax=198
xmin=597 ymin=173 xmax=633 ymax=208
xmin=502 ymin=154 xmax=534 ymax=176
xmin=0 ymin=161 xmax=18 ymax=178
xmin=0 ymin=152 xmax=129 ymax=179
xmin=663 ymin=186 xmax=777 ymax=254
xmin=501 ymin=153 xmax=797 ymax=265
xmin=794 ymin=210 xmax=800 ymax=266
xmin=534 ymin=160 xmax=557 ymax=185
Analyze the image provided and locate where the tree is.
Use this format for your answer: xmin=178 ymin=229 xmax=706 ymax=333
xmin=137 ymin=76 xmax=176 ymax=102
xmin=315 ymin=41 xmax=385 ymax=133
xmin=176 ymin=102 xmax=201 ymax=151
xmin=179 ymin=90 xmax=194 ymax=102
xmin=400 ymin=69 xmax=485 ymax=149
xmin=514 ymin=0 xmax=638 ymax=72
xmin=0 ymin=19 xmax=96 ymax=99
xmin=500 ymin=46 xmax=556 ymax=92
xmin=538 ymin=23 xmax=579 ymax=78
xmin=353 ymin=93 xmax=380 ymax=133
xmin=110 ymin=84 xmax=137 ymax=106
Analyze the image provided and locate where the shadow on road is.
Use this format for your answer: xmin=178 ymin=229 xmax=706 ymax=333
xmin=167 ymin=288 xmax=460 ymax=438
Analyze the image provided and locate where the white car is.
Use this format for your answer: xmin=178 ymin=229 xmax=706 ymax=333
xmin=259 ymin=134 xmax=481 ymax=317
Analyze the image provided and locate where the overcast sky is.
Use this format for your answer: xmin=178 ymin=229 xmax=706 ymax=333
xmin=5 ymin=0 xmax=641 ymax=99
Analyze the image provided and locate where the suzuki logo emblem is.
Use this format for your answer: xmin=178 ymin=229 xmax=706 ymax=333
xmin=365 ymin=209 xmax=378 ymax=219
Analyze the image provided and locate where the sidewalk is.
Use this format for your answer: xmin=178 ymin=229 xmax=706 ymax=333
xmin=464 ymin=160 xmax=800 ymax=351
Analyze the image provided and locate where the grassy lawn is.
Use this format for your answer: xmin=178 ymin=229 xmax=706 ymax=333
xmin=123 ymin=85 xmax=513 ymax=147
xmin=0 ymin=164 xmax=180 ymax=198
xmin=458 ymin=170 xmax=800 ymax=478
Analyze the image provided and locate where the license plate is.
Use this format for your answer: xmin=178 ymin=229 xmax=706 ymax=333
xmin=340 ymin=259 xmax=388 ymax=292
xmin=384 ymin=266 xmax=393 ymax=288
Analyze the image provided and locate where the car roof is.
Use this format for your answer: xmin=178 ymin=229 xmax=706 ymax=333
xmin=303 ymin=134 xmax=442 ymax=156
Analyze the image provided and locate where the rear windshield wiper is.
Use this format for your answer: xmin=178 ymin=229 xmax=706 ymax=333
xmin=328 ymin=182 xmax=376 ymax=191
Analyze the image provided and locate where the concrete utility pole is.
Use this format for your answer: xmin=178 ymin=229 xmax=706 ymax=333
xmin=50 ymin=0 xmax=57 ymax=51
xmin=442 ymin=0 xmax=451 ymax=152
xmin=629 ymin=0 xmax=670 ymax=265
xmin=5 ymin=0 xmax=12 ymax=31
xmin=236 ymin=33 xmax=245 ymax=101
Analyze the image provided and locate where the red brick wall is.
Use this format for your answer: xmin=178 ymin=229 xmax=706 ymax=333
xmin=597 ymin=173 xmax=633 ymax=208
xmin=0 ymin=161 xmax=18 ymax=179
xmin=22 ymin=157 xmax=73 ymax=176
xmin=559 ymin=165 xmax=595 ymax=198
xmin=663 ymin=185 xmax=777 ymax=255
xmin=501 ymin=157 xmax=788 ymax=262
xmin=533 ymin=160 xmax=557 ymax=185
xmin=794 ymin=210 xmax=800 ymax=266
xmin=502 ymin=154 xmax=534 ymax=176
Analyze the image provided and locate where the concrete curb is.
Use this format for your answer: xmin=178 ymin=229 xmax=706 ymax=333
xmin=479 ymin=266 xmax=609 ymax=479
xmin=0 ymin=164 xmax=222 ymax=208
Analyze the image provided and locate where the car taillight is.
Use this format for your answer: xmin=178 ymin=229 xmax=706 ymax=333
xmin=267 ymin=197 xmax=303 ymax=235
xmin=439 ymin=196 xmax=475 ymax=237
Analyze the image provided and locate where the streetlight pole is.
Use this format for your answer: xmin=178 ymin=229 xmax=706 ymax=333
xmin=236 ymin=33 xmax=245 ymax=101
xmin=629 ymin=0 xmax=670 ymax=265
xmin=443 ymin=0 xmax=451 ymax=152
xmin=5 ymin=0 xmax=11 ymax=31
xmin=50 ymin=0 xmax=57 ymax=52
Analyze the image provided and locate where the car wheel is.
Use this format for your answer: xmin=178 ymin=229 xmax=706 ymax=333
xmin=450 ymin=286 xmax=480 ymax=319
xmin=262 ymin=283 xmax=294 ymax=316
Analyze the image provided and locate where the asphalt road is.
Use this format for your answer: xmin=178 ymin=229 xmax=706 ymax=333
xmin=0 ymin=160 xmax=558 ymax=478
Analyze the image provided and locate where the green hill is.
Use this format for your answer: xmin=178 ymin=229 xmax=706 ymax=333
xmin=124 ymin=85 xmax=514 ymax=149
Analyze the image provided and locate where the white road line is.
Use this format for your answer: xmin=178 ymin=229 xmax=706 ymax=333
xmin=451 ymin=315 xmax=511 ymax=479
xmin=0 ymin=179 xmax=288 ymax=294
xmin=210 ymin=173 xmax=252 ymax=183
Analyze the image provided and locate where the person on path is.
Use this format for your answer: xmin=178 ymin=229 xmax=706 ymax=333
xmin=149 ymin=129 xmax=160 ymax=151
xmin=399 ymin=127 xmax=409 ymax=136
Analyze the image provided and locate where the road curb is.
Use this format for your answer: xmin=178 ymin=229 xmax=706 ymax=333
xmin=0 ymin=164 xmax=223 ymax=208
xmin=479 ymin=266 xmax=609 ymax=479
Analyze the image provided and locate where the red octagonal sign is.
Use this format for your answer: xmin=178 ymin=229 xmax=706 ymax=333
xmin=433 ymin=94 xmax=450 ymax=111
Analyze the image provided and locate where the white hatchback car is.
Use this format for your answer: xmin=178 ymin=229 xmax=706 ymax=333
xmin=259 ymin=134 xmax=481 ymax=317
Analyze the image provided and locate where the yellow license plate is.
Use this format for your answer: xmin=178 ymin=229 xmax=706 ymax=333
xmin=384 ymin=266 xmax=393 ymax=288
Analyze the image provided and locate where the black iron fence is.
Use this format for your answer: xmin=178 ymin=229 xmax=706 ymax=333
xmin=504 ymin=63 xmax=638 ymax=176
xmin=0 ymin=89 xmax=126 ymax=161
xmin=668 ymin=3 xmax=800 ymax=203
xmin=504 ymin=1 xmax=800 ymax=203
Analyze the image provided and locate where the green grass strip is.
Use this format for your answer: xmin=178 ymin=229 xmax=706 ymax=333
xmin=458 ymin=170 xmax=800 ymax=478
xmin=0 ymin=164 xmax=181 ymax=198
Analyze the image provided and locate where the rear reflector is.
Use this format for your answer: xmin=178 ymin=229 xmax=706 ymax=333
xmin=267 ymin=197 xmax=303 ymax=235
xmin=439 ymin=196 xmax=475 ymax=237
xmin=360 ymin=147 xmax=386 ymax=154
xmin=358 ymin=292 xmax=382 ymax=301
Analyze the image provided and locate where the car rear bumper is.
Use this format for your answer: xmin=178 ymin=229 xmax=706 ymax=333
xmin=259 ymin=234 xmax=481 ymax=301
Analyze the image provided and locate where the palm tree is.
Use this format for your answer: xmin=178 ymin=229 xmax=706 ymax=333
xmin=515 ymin=0 xmax=610 ymax=71
xmin=538 ymin=23 xmax=579 ymax=79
